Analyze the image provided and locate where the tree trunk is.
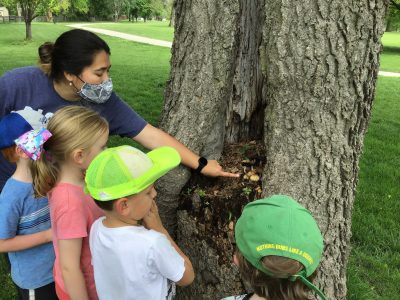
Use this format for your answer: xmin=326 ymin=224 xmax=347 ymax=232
xmin=25 ymin=20 xmax=32 ymax=40
xmin=225 ymin=0 xmax=266 ymax=143
xmin=168 ymin=1 xmax=175 ymax=27
xmin=158 ymin=0 xmax=388 ymax=299
xmin=158 ymin=0 xmax=241 ymax=234
xmin=46 ymin=10 xmax=53 ymax=22
xmin=260 ymin=1 xmax=387 ymax=298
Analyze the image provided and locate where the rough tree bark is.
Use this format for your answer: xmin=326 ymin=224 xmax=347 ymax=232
xmin=261 ymin=1 xmax=387 ymax=298
xmin=158 ymin=0 xmax=265 ymax=232
xmin=157 ymin=0 xmax=387 ymax=299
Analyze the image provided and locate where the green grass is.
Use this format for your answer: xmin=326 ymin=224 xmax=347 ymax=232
xmin=379 ymin=32 xmax=400 ymax=73
xmin=0 ymin=22 xmax=399 ymax=299
xmin=347 ymin=76 xmax=400 ymax=299
xmin=0 ymin=255 xmax=17 ymax=300
xmin=84 ymin=20 xmax=174 ymax=42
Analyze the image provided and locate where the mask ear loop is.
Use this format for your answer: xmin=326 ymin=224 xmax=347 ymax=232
xmin=289 ymin=272 xmax=328 ymax=300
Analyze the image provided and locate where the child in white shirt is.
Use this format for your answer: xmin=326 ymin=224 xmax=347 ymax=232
xmin=86 ymin=145 xmax=195 ymax=300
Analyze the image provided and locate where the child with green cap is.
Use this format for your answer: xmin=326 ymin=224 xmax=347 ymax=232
xmin=222 ymin=195 xmax=328 ymax=300
xmin=85 ymin=145 xmax=195 ymax=300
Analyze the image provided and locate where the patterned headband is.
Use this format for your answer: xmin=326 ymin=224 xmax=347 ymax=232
xmin=14 ymin=128 xmax=52 ymax=161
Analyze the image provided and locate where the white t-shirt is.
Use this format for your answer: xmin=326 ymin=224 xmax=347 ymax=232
xmin=89 ymin=217 xmax=185 ymax=300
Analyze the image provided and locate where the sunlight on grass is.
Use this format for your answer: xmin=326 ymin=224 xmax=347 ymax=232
xmin=380 ymin=32 xmax=400 ymax=73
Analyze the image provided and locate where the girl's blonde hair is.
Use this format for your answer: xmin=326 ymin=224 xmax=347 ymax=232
xmin=32 ymin=106 xmax=108 ymax=197
xmin=236 ymin=250 xmax=312 ymax=300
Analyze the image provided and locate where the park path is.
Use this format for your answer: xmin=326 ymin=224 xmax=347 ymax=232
xmin=68 ymin=24 xmax=400 ymax=78
xmin=378 ymin=71 xmax=400 ymax=77
xmin=67 ymin=23 xmax=172 ymax=48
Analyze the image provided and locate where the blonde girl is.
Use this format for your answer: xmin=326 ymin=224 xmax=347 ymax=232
xmin=32 ymin=106 xmax=109 ymax=300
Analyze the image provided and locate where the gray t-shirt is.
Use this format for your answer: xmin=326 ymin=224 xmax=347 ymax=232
xmin=0 ymin=66 xmax=147 ymax=189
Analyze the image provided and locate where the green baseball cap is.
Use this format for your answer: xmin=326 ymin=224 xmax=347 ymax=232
xmin=235 ymin=195 xmax=327 ymax=299
xmin=85 ymin=145 xmax=181 ymax=201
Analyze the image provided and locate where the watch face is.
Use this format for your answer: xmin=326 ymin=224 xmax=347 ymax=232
xmin=199 ymin=157 xmax=208 ymax=166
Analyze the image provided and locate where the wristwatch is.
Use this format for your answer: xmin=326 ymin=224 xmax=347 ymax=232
xmin=195 ymin=157 xmax=208 ymax=174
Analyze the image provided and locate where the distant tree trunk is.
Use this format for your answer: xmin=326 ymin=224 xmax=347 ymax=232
xmin=45 ymin=10 xmax=53 ymax=22
xmin=158 ymin=0 xmax=388 ymax=299
xmin=24 ymin=20 xmax=32 ymax=40
xmin=19 ymin=0 xmax=38 ymax=40
xmin=168 ymin=2 xmax=174 ymax=27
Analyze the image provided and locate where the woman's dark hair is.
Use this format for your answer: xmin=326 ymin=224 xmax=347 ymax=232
xmin=38 ymin=29 xmax=110 ymax=81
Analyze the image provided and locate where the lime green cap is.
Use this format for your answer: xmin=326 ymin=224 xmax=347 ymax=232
xmin=235 ymin=195 xmax=324 ymax=277
xmin=85 ymin=145 xmax=181 ymax=201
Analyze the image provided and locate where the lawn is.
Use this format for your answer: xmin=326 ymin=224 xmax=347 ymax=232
xmin=84 ymin=20 xmax=174 ymax=42
xmin=0 ymin=22 xmax=399 ymax=299
xmin=379 ymin=32 xmax=400 ymax=73
xmin=347 ymin=76 xmax=400 ymax=299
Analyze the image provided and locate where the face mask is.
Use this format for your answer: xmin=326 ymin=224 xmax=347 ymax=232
xmin=77 ymin=78 xmax=113 ymax=104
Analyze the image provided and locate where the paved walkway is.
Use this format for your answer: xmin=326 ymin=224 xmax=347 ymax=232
xmin=67 ymin=23 xmax=172 ymax=48
xmin=68 ymin=24 xmax=400 ymax=78
xmin=378 ymin=71 xmax=400 ymax=77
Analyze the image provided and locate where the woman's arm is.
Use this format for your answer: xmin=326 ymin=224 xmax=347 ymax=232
xmin=58 ymin=238 xmax=89 ymax=300
xmin=133 ymin=124 xmax=239 ymax=178
xmin=0 ymin=229 xmax=52 ymax=252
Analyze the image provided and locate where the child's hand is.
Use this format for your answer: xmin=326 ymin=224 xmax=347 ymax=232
xmin=143 ymin=201 xmax=165 ymax=233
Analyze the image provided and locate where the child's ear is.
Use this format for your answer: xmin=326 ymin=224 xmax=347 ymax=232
xmin=115 ymin=198 xmax=130 ymax=216
xmin=15 ymin=146 xmax=29 ymax=159
xmin=71 ymin=149 xmax=84 ymax=165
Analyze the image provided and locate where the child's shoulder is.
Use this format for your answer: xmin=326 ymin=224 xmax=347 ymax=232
xmin=48 ymin=182 xmax=89 ymax=210
xmin=0 ymin=178 xmax=32 ymax=201
xmin=49 ymin=182 xmax=87 ymax=199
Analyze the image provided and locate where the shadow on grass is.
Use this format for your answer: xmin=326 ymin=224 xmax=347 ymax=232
xmin=383 ymin=46 xmax=400 ymax=54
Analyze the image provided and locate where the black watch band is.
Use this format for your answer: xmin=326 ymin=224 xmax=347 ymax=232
xmin=195 ymin=157 xmax=208 ymax=174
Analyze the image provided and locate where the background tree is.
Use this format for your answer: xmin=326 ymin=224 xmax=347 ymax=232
xmin=157 ymin=0 xmax=388 ymax=299
xmin=37 ymin=0 xmax=69 ymax=22
xmin=18 ymin=0 xmax=49 ymax=40
xmin=58 ymin=0 xmax=89 ymax=21
xmin=390 ymin=0 xmax=400 ymax=9
xmin=387 ymin=0 xmax=400 ymax=31
xmin=123 ymin=0 xmax=136 ymax=21
xmin=167 ymin=0 xmax=174 ymax=27
xmin=136 ymin=0 xmax=152 ymax=21
xmin=150 ymin=0 xmax=165 ymax=20
xmin=88 ymin=0 xmax=111 ymax=20
xmin=110 ymin=0 xmax=124 ymax=21
xmin=0 ymin=0 xmax=18 ymax=15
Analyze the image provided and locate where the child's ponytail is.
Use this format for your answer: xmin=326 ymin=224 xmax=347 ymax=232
xmin=31 ymin=153 xmax=59 ymax=198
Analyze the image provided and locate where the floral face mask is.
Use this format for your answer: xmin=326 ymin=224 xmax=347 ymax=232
xmin=77 ymin=77 xmax=113 ymax=104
